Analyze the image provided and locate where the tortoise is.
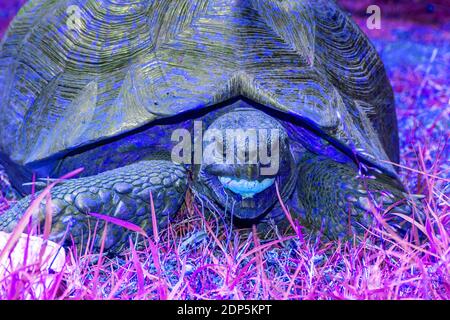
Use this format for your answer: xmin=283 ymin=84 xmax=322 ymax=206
xmin=0 ymin=0 xmax=413 ymax=251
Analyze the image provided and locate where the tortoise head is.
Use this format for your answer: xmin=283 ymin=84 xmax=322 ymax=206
xmin=195 ymin=101 xmax=297 ymax=221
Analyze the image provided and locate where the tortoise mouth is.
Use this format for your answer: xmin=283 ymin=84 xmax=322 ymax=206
xmin=218 ymin=176 xmax=275 ymax=199
xmin=197 ymin=158 xmax=298 ymax=222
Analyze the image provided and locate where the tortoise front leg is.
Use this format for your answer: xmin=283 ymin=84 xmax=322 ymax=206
xmin=0 ymin=160 xmax=188 ymax=252
xmin=295 ymin=155 xmax=417 ymax=241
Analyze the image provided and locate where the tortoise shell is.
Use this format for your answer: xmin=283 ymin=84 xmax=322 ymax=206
xmin=0 ymin=0 xmax=399 ymax=181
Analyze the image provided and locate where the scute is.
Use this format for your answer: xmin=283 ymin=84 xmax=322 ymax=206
xmin=0 ymin=0 xmax=398 ymax=177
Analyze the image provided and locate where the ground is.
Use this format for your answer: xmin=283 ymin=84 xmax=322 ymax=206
xmin=0 ymin=0 xmax=449 ymax=299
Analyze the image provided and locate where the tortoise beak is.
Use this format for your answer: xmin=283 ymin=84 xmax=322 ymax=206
xmin=218 ymin=176 xmax=275 ymax=199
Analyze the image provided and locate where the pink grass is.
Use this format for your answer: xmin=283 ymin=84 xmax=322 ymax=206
xmin=0 ymin=147 xmax=448 ymax=300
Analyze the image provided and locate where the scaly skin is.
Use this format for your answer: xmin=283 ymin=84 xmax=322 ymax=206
xmin=295 ymin=155 xmax=413 ymax=241
xmin=0 ymin=161 xmax=187 ymax=252
xmin=246 ymin=154 xmax=415 ymax=242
